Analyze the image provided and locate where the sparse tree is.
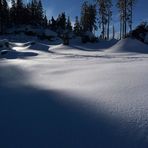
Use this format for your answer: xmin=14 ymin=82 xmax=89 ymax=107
xmin=127 ymin=0 xmax=136 ymax=31
xmin=106 ymin=0 xmax=112 ymax=40
xmin=96 ymin=0 xmax=108 ymax=39
xmin=80 ymin=1 xmax=97 ymax=33
xmin=117 ymin=0 xmax=136 ymax=38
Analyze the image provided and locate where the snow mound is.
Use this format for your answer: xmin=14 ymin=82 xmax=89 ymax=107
xmin=108 ymin=38 xmax=148 ymax=53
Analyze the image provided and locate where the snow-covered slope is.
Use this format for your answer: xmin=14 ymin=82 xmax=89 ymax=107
xmin=108 ymin=38 xmax=148 ymax=53
xmin=70 ymin=38 xmax=118 ymax=51
xmin=1 ymin=39 xmax=148 ymax=148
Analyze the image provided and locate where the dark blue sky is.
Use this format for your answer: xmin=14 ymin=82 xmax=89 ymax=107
xmin=43 ymin=0 xmax=84 ymax=21
xmin=43 ymin=0 xmax=147 ymax=23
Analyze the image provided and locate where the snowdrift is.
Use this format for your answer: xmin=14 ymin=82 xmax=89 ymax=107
xmin=108 ymin=38 xmax=148 ymax=53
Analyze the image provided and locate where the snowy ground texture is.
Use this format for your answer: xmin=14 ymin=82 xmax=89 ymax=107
xmin=1 ymin=36 xmax=148 ymax=148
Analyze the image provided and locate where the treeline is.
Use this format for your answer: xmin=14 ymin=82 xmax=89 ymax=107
xmin=0 ymin=0 xmax=47 ymax=33
xmin=0 ymin=0 xmax=73 ymax=35
xmin=0 ymin=0 xmax=136 ymax=39
xmin=77 ymin=0 xmax=136 ymax=39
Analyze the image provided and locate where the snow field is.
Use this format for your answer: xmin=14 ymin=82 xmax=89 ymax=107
xmin=0 ymin=37 xmax=148 ymax=148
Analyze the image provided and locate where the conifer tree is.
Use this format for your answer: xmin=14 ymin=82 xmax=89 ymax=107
xmin=37 ymin=0 xmax=44 ymax=25
xmin=95 ymin=0 xmax=112 ymax=39
xmin=50 ymin=16 xmax=57 ymax=31
xmin=127 ymin=0 xmax=136 ymax=31
xmin=80 ymin=1 xmax=97 ymax=33
xmin=43 ymin=15 xmax=48 ymax=28
xmin=106 ymin=0 xmax=112 ymax=40
xmin=0 ymin=0 xmax=3 ymax=33
xmin=74 ymin=16 xmax=81 ymax=36
xmin=56 ymin=12 xmax=66 ymax=33
xmin=0 ymin=0 xmax=9 ymax=33
xmin=66 ymin=16 xmax=72 ymax=32
xmin=30 ymin=0 xmax=38 ymax=25
xmin=10 ymin=0 xmax=17 ymax=25
xmin=16 ymin=0 xmax=24 ymax=24
xmin=117 ymin=0 xmax=136 ymax=38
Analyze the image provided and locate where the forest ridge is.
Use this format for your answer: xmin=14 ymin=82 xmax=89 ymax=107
xmin=0 ymin=0 xmax=136 ymax=39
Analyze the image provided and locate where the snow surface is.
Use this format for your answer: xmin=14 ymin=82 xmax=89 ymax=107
xmin=0 ymin=37 xmax=148 ymax=148
xmin=108 ymin=38 xmax=148 ymax=53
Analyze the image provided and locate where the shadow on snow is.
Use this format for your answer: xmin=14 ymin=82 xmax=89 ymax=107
xmin=0 ymin=65 xmax=147 ymax=148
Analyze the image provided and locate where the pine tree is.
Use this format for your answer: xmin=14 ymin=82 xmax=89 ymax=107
xmin=117 ymin=0 xmax=136 ymax=38
xmin=0 ymin=0 xmax=9 ymax=33
xmin=127 ymin=0 xmax=136 ymax=31
xmin=66 ymin=16 xmax=72 ymax=32
xmin=30 ymin=0 xmax=39 ymax=26
xmin=50 ymin=16 xmax=57 ymax=31
xmin=43 ymin=15 xmax=48 ymax=28
xmin=10 ymin=0 xmax=17 ymax=25
xmin=56 ymin=12 xmax=66 ymax=33
xmin=16 ymin=0 xmax=24 ymax=24
xmin=25 ymin=2 xmax=32 ymax=25
xmin=106 ymin=0 xmax=112 ymax=40
xmin=60 ymin=12 xmax=66 ymax=30
xmin=37 ymin=0 xmax=44 ymax=25
xmin=80 ymin=1 xmax=97 ymax=33
xmin=0 ymin=0 xmax=3 ymax=33
xmin=3 ymin=0 xmax=9 ymax=27
xmin=96 ymin=0 xmax=108 ymax=39
xmin=0 ymin=0 xmax=48 ymax=32
xmin=74 ymin=16 xmax=81 ymax=36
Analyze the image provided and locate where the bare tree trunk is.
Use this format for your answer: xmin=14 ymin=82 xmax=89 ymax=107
xmin=130 ymin=1 xmax=133 ymax=31
xmin=113 ymin=25 xmax=115 ymax=39
xmin=107 ymin=15 xmax=110 ymax=40
xmin=120 ymin=18 xmax=122 ymax=39
xmin=124 ymin=0 xmax=127 ymax=38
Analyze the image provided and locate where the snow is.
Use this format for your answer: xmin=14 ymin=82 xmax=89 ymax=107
xmin=6 ymin=26 xmax=57 ymax=39
xmin=1 ymin=37 xmax=148 ymax=148
xmin=108 ymin=38 xmax=148 ymax=53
